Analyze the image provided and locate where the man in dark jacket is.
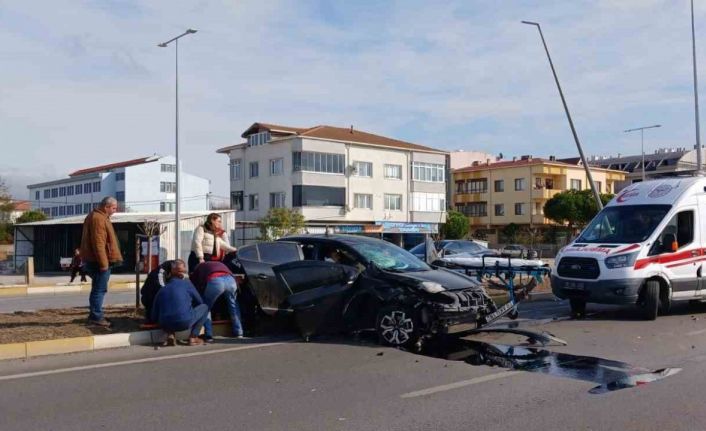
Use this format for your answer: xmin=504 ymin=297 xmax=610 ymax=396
xmin=151 ymin=278 xmax=208 ymax=346
xmin=190 ymin=261 xmax=243 ymax=340
xmin=141 ymin=260 xmax=186 ymax=323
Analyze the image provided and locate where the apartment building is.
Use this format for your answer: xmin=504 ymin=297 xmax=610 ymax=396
xmin=453 ymin=156 xmax=625 ymax=243
xmin=217 ymin=123 xmax=449 ymax=241
xmin=27 ymin=155 xmax=210 ymax=217
xmin=561 ymin=147 xmax=706 ymax=192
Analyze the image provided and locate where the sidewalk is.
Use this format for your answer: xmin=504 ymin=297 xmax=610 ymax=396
xmin=0 ymin=273 xmax=139 ymax=297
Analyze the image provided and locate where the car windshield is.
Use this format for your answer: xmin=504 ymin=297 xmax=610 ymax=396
xmin=577 ymin=205 xmax=671 ymax=244
xmin=351 ymin=240 xmax=431 ymax=272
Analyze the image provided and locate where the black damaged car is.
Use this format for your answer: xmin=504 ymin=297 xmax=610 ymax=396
xmin=229 ymin=234 xmax=497 ymax=348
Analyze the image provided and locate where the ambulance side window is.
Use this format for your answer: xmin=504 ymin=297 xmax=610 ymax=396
xmin=650 ymin=210 xmax=694 ymax=255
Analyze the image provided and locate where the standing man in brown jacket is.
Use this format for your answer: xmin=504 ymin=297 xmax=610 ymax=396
xmin=80 ymin=196 xmax=123 ymax=327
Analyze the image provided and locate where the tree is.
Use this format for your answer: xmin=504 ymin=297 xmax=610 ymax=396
xmin=15 ymin=210 xmax=48 ymax=225
xmin=501 ymin=223 xmax=521 ymax=243
xmin=258 ymin=208 xmax=305 ymax=241
xmin=544 ymin=189 xmax=613 ymax=231
xmin=0 ymin=176 xmax=14 ymax=243
xmin=440 ymin=210 xmax=469 ymax=239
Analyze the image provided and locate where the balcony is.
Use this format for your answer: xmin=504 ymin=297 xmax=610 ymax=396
xmin=454 ymin=190 xmax=488 ymax=204
xmin=531 ymin=188 xmax=561 ymax=200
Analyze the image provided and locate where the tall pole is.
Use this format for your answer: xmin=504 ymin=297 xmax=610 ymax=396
xmin=522 ymin=21 xmax=603 ymax=209
xmin=159 ymin=29 xmax=197 ymax=260
xmin=624 ymin=124 xmax=661 ymax=182
xmin=692 ymin=0 xmax=703 ymax=174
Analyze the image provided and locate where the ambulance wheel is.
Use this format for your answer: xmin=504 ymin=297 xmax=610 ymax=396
xmin=639 ymin=280 xmax=659 ymax=321
xmin=569 ymin=299 xmax=586 ymax=319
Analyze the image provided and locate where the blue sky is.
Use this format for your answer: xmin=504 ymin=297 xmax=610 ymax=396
xmin=2 ymin=0 xmax=706 ymax=199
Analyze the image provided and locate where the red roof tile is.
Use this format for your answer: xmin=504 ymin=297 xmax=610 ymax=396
xmin=69 ymin=156 xmax=158 ymax=177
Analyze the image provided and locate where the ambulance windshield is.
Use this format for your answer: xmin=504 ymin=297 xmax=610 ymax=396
xmin=577 ymin=205 xmax=671 ymax=244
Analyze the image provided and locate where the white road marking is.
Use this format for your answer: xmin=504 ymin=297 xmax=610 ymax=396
xmin=400 ymin=371 xmax=522 ymax=398
xmin=0 ymin=341 xmax=289 ymax=382
xmin=686 ymin=328 xmax=706 ymax=336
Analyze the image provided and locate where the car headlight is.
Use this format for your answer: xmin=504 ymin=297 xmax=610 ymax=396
xmin=605 ymin=252 xmax=639 ymax=269
xmin=420 ymin=281 xmax=446 ymax=293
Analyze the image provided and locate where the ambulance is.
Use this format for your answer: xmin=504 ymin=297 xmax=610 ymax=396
xmin=551 ymin=177 xmax=706 ymax=320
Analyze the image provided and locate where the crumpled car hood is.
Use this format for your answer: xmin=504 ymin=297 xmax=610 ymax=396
xmin=391 ymin=269 xmax=481 ymax=291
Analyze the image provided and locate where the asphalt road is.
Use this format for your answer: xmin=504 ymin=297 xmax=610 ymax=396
xmin=0 ymin=291 xmax=136 ymax=312
xmin=2 ymin=299 xmax=706 ymax=431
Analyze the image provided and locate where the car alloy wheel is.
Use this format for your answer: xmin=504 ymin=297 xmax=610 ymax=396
xmin=379 ymin=310 xmax=414 ymax=346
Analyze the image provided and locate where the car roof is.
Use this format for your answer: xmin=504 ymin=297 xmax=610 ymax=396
xmin=280 ymin=234 xmax=389 ymax=247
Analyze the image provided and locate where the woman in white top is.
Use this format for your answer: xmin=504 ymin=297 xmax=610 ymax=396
xmin=188 ymin=213 xmax=237 ymax=272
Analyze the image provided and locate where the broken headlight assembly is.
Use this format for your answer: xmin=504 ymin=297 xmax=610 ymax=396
xmin=420 ymin=281 xmax=446 ymax=294
xmin=605 ymin=252 xmax=639 ymax=269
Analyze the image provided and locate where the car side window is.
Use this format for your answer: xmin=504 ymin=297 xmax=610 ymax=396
xmin=258 ymin=242 xmax=302 ymax=265
xmin=279 ymin=264 xmax=350 ymax=294
xmin=650 ymin=210 xmax=694 ymax=256
xmin=237 ymin=244 xmax=259 ymax=262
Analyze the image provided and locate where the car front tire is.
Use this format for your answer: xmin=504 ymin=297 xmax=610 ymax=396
xmin=639 ymin=280 xmax=659 ymax=321
xmin=376 ymin=305 xmax=420 ymax=349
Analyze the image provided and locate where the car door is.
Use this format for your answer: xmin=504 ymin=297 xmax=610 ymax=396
xmin=273 ymin=261 xmax=360 ymax=338
xmin=649 ymin=208 xmax=700 ymax=296
xmin=238 ymin=242 xmax=303 ymax=315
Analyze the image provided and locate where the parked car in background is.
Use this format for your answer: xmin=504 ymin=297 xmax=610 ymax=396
xmin=409 ymin=240 xmax=499 ymax=261
xmin=228 ymin=235 xmax=497 ymax=348
xmin=500 ymin=244 xmax=538 ymax=259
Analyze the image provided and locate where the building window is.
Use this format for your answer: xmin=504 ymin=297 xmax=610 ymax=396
xmin=44 ymin=190 xmax=50 ymax=199
xmin=458 ymin=202 xmax=487 ymax=217
xmin=66 ymin=205 xmax=74 ymax=216
xmin=495 ymin=204 xmax=505 ymax=216
xmin=384 ymin=164 xmax=402 ymax=180
xmin=115 ymin=172 xmax=125 ymax=181
xmin=67 ymin=185 xmax=74 ymax=196
xmin=570 ymin=179 xmax=582 ymax=190
xmin=247 ymin=131 xmax=271 ymax=147
xmin=35 ymin=191 xmax=39 ymax=200
xmin=596 ymin=181 xmax=602 ymax=193
xmin=384 ymin=194 xmax=402 ymax=211
xmin=84 ymin=183 xmax=91 ymax=194
xmin=292 ymin=151 xmax=345 ymax=174
xmin=353 ymin=161 xmax=373 ymax=177
xmin=270 ymin=159 xmax=284 ymax=176
xmin=292 ymin=186 xmax=345 ymax=207
xmin=354 ymin=194 xmax=373 ymax=209
xmin=230 ymin=159 xmax=242 ymax=181
xmin=465 ymin=179 xmax=487 ymax=193
xmin=494 ymin=180 xmax=504 ymax=192
xmin=51 ymin=188 xmax=58 ymax=198
xmin=83 ymin=203 xmax=91 ymax=213
xmin=249 ymin=161 xmax=259 ymax=178
xmin=75 ymin=204 xmax=82 ymax=214
xmin=160 ymin=202 xmax=175 ymax=212
xmin=249 ymin=194 xmax=259 ymax=210
xmin=412 ymin=161 xmax=445 ymax=183
xmin=535 ymin=202 xmax=543 ymax=215
xmin=42 ymin=208 xmax=50 ymax=216
xmin=270 ymin=192 xmax=286 ymax=208
xmin=116 ymin=191 xmax=125 ymax=202
xmin=93 ymin=181 xmax=101 ymax=192
xmin=515 ymin=203 xmax=525 ymax=215
xmin=160 ymin=181 xmax=177 ymax=193
xmin=51 ymin=207 xmax=58 ymax=217
xmin=411 ymin=192 xmax=445 ymax=212
xmin=231 ymin=191 xmax=244 ymax=211
xmin=514 ymin=178 xmax=525 ymax=191
xmin=59 ymin=187 xmax=66 ymax=197
xmin=75 ymin=184 xmax=82 ymax=194
xmin=160 ymin=164 xmax=176 ymax=173
xmin=59 ymin=206 xmax=66 ymax=216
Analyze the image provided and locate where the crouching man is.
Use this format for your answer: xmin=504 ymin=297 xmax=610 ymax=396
xmin=141 ymin=259 xmax=185 ymax=323
xmin=190 ymin=261 xmax=244 ymax=341
xmin=151 ymin=276 xmax=208 ymax=346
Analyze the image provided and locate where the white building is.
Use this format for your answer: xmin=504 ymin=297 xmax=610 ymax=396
xmin=27 ymin=155 xmax=211 ymax=218
xmin=218 ymin=123 xmax=449 ymax=243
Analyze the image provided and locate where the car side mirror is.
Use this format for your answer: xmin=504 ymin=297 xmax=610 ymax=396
xmin=663 ymin=233 xmax=678 ymax=253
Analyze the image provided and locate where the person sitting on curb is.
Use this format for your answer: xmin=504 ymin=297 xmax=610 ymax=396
xmin=140 ymin=259 xmax=186 ymax=323
xmin=190 ymin=260 xmax=244 ymax=342
xmin=151 ymin=277 xmax=208 ymax=346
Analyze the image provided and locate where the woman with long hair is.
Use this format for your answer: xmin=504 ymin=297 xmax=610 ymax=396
xmin=188 ymin=213 xmax=237 ymax=273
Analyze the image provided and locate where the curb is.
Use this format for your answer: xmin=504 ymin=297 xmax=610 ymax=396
xmin=0 ymin=283 xmax=136 ymax=298
xmin=0 ymin=323 xmax=234 ymax=361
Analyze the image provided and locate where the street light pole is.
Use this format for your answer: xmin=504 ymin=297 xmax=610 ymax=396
xmin=624 ymin=124 xmax=661 ymax=182
xmin=522 ymin=21 xmax=603 ymax=210
xmin=158 ymin=29 xmax=197 ymax=261
xmin=692 ymin=0 xmax=703 ymax=174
